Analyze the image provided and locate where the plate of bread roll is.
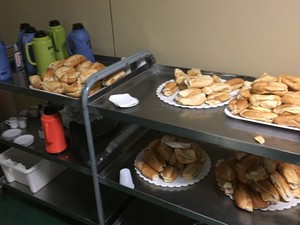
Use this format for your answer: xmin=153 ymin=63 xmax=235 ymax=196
xmin=156 ymin=68 xmax=243 ymax=109
xmin=226 ymin=73 xmax=300 ymax=130
xmin=29 ymin=54 xmax=126 ymax=99
xmin=134 ymin=135 xmax=211 ymax=188
xmin=215 ymin=152 xmax=300 ymax=212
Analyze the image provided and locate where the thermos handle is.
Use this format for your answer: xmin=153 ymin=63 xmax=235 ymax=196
xmin=52 ymin=32 xmax=58 ymax=52
xmin=66 ymin=34 xmax=74 ymax=55
xmin=25 ymin=42 xmax=36 ymax=66
xmin=44 ymin=123 xmax=54 ymax=145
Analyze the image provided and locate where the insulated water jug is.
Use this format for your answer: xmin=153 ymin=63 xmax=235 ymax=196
xmin=48 ymin=20 xmax=69 ymax=60
xmin=22 ymin=26 xmax=37 ymax=74
xmin=17 ymin=23 xmax=30 ymax=57
xmin=41 ymin=106 xmax=67 ymax=154
xmin=66 ymin=23 xmax=95 ymax=62
xmin=25 ymin=30 xmax=55 ymax=75
xmin=0 ymin=39 xmax=12 ymax=80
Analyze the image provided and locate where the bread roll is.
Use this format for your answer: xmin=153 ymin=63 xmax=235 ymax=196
xmin=206 ymin=92 xmax=231 ymax=106
xmin=278 ymin=162 xmax=299 ymax=190
xmin=90 ymin=62 xmax=105 ymax=71
xmin=249 ymin=188 xmax=270 ymax=209
xmin=102 ymin=70 xmax=126 ymax=86
xmin=41 ymin=81 xmax=64 ymax=94
xmin=59 ymin=71 xmax=80 ymax=84
xmin=48 ymin=59 xmax=65 ymax=70
xmin=42 ymin=68 xmax=57 ymax=82
xmin=202 ymin=83 xmax=232 ymax=95
xmin=175 ymin=89 xmax=207 ymax=106
xmin=246 ymin=165 xmax=269 ymax=182
xmin=78 ymin=68 xmax=98 ymax=84
xmin=144 ymin=139 xmax=161 ymax=151
xmin=161 ymin=81 xmax=178 ymax=96
xmin=215 ymin=159 xmax=237 ymax=182
xmin=174 ymin=68 xmax=188 ymax=90
xmin=251 ymin=81 xmax=288 ymax=96
xmin=249 ymin=94 xmax=282 ymax=109
xmin=156 ymin=142 xmax=173 ymax=162
xmin=273 ymin=114 xmax=300 ymax=128
xmin=233 ymin=183 xmax=253 ymax=212
xmin=254 ymin=73 xmax=278 ymax=82
xmin=64 ymin=54 xmax=86 ymax=67
xmin=237 ymin=86 xmax=251 ymax=99
xmin=54 ymin=66 xmax=76 ymax=79
xmin=273 ymin=104 xmax=300 ymax=115
xmin=270 ymin=171 xmax=294 ymax=202
xmin=160 ymin=165 xmax=179 ymax=182
xmin=75 ymin=60 xmax=92 ymax=72
xmin=263 ymin=158 xmax=279 ymax=174
xmin=135 ymin=161 xmax=159 ymax=181
xmin=185 ymin=75 xmax=214 ymax=88
xmin=228 ymin=98 xmax=249 ymax=115
xmin=239 ymin=109 xmax=278 ymax=123
xmin=225 ymin=78 xmax=244 ymax=91
xmin=251 ymin=180 xmax=280 ymax=203
xmin=174 ymin=148 xmax=198 ymax=164
xmin=279 ymin=74 xmax=300 ymax=91
xmin=187 ymin=68 xmax=202 ymax=77
xmin=143 ymin=149 xmax=166 ymax=172
xmin=182 ymin=162 xmax=202 ymax=180
xmin=29 ymin=75 xmax=43 ymax=89
xmin=281 ymin=91 xmax=300 ymax=104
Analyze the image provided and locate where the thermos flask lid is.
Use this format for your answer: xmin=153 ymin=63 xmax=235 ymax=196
xmin=43 ymin=106 xmax=58 ymax=115
xmin=24 ymin=26 xmax=36 ymax=34
xmin=19 ymin=23 xmax=31 ymax=30
xmin=34 ymin=30 xmax=47 ymax=38
xmin=49 ymin=20 xmax=61 ymax=27
xmin=72 ymin=23 xmax=85 ymax=30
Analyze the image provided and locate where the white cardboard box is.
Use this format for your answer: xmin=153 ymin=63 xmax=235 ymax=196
xmin=0 ymin=148 xmax=66 ymax=193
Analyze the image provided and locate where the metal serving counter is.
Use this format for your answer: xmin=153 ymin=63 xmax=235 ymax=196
xmin=80 ymin=50 xmax=300 ymax=225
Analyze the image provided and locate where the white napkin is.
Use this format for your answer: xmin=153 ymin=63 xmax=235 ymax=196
xmin=109 ymin=93 xmax=139 ymax=108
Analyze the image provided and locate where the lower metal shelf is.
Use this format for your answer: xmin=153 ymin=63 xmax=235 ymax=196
xmin=0 ymin=169 xmax=131 ymax=225
xmin=98 ymin=129 xmax=300 ymax=225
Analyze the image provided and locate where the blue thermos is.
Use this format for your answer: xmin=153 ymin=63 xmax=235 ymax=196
xmin=0 ymin=39 xmax=12 ymax=80
xmin=17 ymin=23 xmax=31 ymax=58
xmin=66 ymin=23 xmax=95 ymax=62
xmin=22 ymin=26 xmax=37 ymax=74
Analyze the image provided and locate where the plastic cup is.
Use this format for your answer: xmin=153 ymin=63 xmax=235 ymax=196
xmin=119 ymin=168 xmax=135 ymax=189
xmin=18 ymin=116 xmax=27 ymax=128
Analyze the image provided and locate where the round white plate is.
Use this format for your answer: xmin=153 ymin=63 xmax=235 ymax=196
xmin=156 ymin=79 xmax=237 ymax=109
xmin=135 ymin=149 xmax=211 ymax=188
xmin=1 ymin=129 xmax=22 ymax=141
xmin=109 ymin=93 xmax=139 ymax=108
xmin=13 ymin=134 xmax=34 ymax=147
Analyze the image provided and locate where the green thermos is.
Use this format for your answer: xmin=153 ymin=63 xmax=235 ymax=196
xmin=48 ymin=20 xmax=69 ymax=60
xmin=25 ymin=30 xmax=56 ymax=75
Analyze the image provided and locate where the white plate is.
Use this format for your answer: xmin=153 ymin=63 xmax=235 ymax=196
xmin=156 ymin=79 xmax=237 ymax=109
xmin=109 ymin=93 xmax=139 ymax=108
xmin=134 ymin=149 xmax=211 ymax=188
xmin=1 ymin=129 xmax=22 ymax=141
xmin=224 ymin=108 xmax=300 ymax=131
xmin=13 ymin=134 xmax=34 ymax=147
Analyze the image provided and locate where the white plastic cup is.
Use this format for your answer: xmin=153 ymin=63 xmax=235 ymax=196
xmin=119 ymin=168 xmax=135 ymax=189
xmin=18 ymin=116 xmax=27 ymax=128
xmin=5 ymin=117 xmax=18 ymax=128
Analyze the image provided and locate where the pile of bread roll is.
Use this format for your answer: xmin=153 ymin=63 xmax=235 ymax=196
xmin=215 ymin=152 xmax=300 ymax=212
xmin=29 ymin=54 xmax=126 ymax=98
xmin=228 ymin=73 xmax=300 ymax=128
xmin=135 ymin=135 xmax=206 ymax=183
xmin=161 ymin=68 xmax=244 ymax=106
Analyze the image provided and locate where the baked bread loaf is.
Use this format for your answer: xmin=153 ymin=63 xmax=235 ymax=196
xmin=161 ymin=81 xmax=178 ymax=96
xmin=42 ymin=68 xmax=57 ymax=82
xmin=251 ymin=81 xmax=288 ymax=96
xmin=102 ymin=70 xmax=126 ymax=86
xmin=48 ymin=59 xmax=65 ymax=70
xmin=270 ymin=171 xmax=294 ymax=202
xmin=41 ymin=81 xmax=64 ymax=94
xmin=233 ymin=183 xmax=253 ymax=212
xmin=279 ymin=74 xmax=300 ymax=91
xmin=143 ymin=149 xmax=166 ymax=172
xmin=225 ymin=78 xmax=244 ymax=91
xmin=228 ymin=98 xmax=249 ymax=115
xmin=64 ymin=54 xmax=86 ymax=67
xmin=185 ymin=75 xmax=214 ymax=88
xmin=135 ymin=161 xmax=159 ymax=181
xmin=160 ymin=166 xmax=179 ymax=182
xmin=29 ymin=75 xmax=43 ymax=89
xmin=182 ymin=162 xmax=202 ymax=180
xmin=239 ymin=109 xmax=278 ymax=123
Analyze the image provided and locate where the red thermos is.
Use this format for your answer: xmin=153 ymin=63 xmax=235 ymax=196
xmin=41 ymin=106 xmax=66 ymax=154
